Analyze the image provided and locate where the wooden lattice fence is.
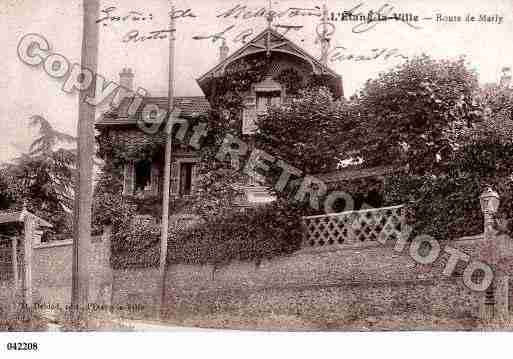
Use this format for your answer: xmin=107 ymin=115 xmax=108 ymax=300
xmin=301 ymin=205 xmax=404 ymax=249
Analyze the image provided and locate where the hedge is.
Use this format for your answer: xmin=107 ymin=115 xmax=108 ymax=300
xmin=110 ymin=201 xmax=304 ymax=269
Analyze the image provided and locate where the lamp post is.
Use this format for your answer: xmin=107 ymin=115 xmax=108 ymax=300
xmin=479 ymin=187 xmax=500 ymax=320
xmin=480 ymin=187 xmax=500 ymax=241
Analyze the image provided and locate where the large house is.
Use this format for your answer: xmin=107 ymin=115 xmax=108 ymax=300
xmin=95 ymin=26 xmax=345 ymax=214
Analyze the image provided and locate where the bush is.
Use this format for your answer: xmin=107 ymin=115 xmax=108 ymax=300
xmin=167 ymin=201 xmax=304 ymax=266
xmin=384 ymin=173 xmax=484 ymax=240
xmin=109 ymin=202 xmax=161 ymax=269
xmin=110 ymin=195 xmax=305 ymax=269
xmin=383 ymin=120 xmax=513 ymax=241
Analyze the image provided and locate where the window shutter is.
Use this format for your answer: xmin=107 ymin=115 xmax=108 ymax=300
xmin=123 ymin=161 xmax=135 ymax=196
xmin=170 ymin=161 xmax=180 ymax=196
xmin=242 ymin=97 xmax=257 ymax=135
xmin=256 ymin=96 xmax=267 ymax=114
xmin=191 ymin=164 xmax=198 ymax=194
xmin=151 ymin=162 xmax=160 ymax=195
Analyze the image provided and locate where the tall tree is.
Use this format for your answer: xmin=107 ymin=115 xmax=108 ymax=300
xmin=351 ymin=55 xmax=481 ymax=175
xmin=28 ymin=115 xmax=75 ymax=156
xmin=385 ymin=81 xmax=513 ymax=240
xmin=1 ymin=116 xmax=76 ymax=237
xmin=0 ymin=168 xmax=15 ymax=210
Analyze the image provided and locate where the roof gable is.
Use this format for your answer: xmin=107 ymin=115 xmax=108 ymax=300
xmin=197 ymin=27 xmax=340 ymax=84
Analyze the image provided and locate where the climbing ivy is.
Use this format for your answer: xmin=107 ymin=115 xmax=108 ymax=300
xmin=167 ymin=199 xmax=304 ymax=266
xmin=274 ymin=68 xmax=304 ymax=95
xmin=99 ymin=57 xmax=344 ymax=269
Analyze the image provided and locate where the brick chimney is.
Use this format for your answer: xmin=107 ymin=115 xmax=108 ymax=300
xmin=219 ymin=40 xmax=229 ymax=63
xmin=118 ymin=67 xmax=134 ymax=103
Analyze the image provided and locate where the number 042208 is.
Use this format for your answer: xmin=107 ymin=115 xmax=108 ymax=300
xmin=6 ymin=342 xmax=39 ymax=351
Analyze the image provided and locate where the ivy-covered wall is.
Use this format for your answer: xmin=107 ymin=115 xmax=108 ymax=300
xmin=95 ymin=51 xmax=344 ymax=269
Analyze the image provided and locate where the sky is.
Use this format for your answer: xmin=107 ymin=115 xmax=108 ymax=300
xmin=1 ymin=0 xmax=513 ymax=162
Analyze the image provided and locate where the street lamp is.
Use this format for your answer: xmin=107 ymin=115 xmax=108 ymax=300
xmin=480 ymin=187 xmax=500 ymax=214
xmin=479 ymin=187 xmax=500 ymax=320
xmin=480 ymin=187 xmax=500 ymax=242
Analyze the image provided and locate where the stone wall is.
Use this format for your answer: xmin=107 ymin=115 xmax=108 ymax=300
xmin=0 ymin=280 xmax=16 ymax=318
xmin=19 ymin=228 xmax=511 ymax=321
xmin=111 ymin=268 xmax=159 ymax=317
xmin=31 ymin=234 xmax=112 ymax=308
xmin=156 ymin=239 xmax=483 ymax=319
xmin=103 ymin=236 xmax=500 ymax=319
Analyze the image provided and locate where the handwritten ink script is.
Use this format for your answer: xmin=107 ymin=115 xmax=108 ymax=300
xmin=192 ymin=24 xmax=303 ymax=44
xmin=328 ymin=46 xmax=408 ymax=62
xmin=96 ymin=6 xmax=197 ymax=24
xmin=98 ymin=2 xmax=423 ymax=64
xmin=170 ymin=8 xmax=197 ymax=20
xmin=97 ymin=6 xmax=194 ymax=43
xmin=122 ymin=29 xmax=175 ymax=43
xmin=96 ymin=7 xmax=154 ymax=26
xmin=191 ymin=2 xmax=422 ymax=47
xmin=216 ymin=4 xmax=322 ymax=19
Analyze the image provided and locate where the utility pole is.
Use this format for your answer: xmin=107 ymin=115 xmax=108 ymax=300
xmin=71 ymin=0 xmax=99 ymax=323
xmin=158 ymin=3 xmax=176 ymax=317
xmin=320 ymin=4 xmax=330 ymax=66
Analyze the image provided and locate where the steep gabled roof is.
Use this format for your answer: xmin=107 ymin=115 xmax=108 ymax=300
xmin=95 ymin=96 xmax=210 ymax=127
xmin=197 ymin=27 xmax=341 ymax=92
xmin=96 ymin=28 xmax=342 ymax=128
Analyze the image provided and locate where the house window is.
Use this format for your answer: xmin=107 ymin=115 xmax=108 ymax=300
xmin=256 ymin=91 xmax=281 ymax=115
xmin=180 ymin=162 xmax=195 ymax=196
xmin=123 ymin=159 xmax=159 ymax=196
xmin=170 ymin=159 xmax=198 ymax=197
xmin=242 ymin=76 xmax=283 ymax=135
xmin=135 ymin=160 xmax=152 ymax=192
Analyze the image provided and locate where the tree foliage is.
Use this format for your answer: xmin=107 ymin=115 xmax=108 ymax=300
xmin=384 ymin=82 xmax=513 ymax=240
xmin=28 ymin=115 xmax=76 ymax=156
xmin=168 ymin=200 xmax=303 ymax=266
xmin=1 ymin=116 xmax=76 ymax=238
xmin=256 ymin=87 xmax=353 ymax=175
xmin=253 ymin=54 xmax=513 ymax=240
xmin=351 ymin=55 xmax=481 ymax=175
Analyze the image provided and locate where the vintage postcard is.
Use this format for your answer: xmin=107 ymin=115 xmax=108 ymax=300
xmin=1 ymin=0 xmax=513 ymax=352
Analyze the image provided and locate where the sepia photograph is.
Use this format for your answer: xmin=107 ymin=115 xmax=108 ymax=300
xmin=1 ymin=0 xmax=513 ymax=356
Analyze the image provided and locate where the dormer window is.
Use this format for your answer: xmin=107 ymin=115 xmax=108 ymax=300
xmin=242 ymin=76 xmax=283 ymax=135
